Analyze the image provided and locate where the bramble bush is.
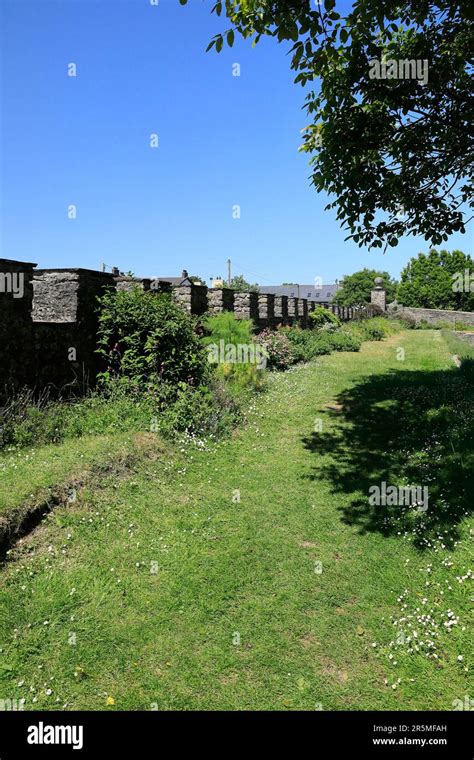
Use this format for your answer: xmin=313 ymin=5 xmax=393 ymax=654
xmin=97 ymin=288 xmax=209 ymax=394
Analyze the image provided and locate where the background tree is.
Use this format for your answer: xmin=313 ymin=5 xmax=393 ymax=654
xmin=182 ymin=0 xmax=473 ymax=250
xmin=397 ymin=249 xmax=474 ymax=310
xmin=228 ymin=274 xmax=260 ymax=292
xmin=333 ymin=268 xmax=397 ymax=306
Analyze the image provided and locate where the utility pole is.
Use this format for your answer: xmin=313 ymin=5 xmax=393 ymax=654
xmin=227 ymin=258 xmax=232 ymax=287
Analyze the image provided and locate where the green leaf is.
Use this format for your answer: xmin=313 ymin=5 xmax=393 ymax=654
xmin=289 ymin=22 xmax=298 ymax=42
xmin=227 ymin=29 xmax=234 ymax=48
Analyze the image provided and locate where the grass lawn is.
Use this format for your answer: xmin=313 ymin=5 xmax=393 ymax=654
xmin=0 ymin=330 xmax=471 ymax=710
xmin=0 ymin=433 xmax=163 ymax=537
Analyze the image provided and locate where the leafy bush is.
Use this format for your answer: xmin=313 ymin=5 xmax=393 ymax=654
xmin=279 ymin=327 xmax=326 ymax=361
xmin=319 ymin=321 xmax=340 ymax=333
xmin=280 ymin=326 xmax=356 ymax=360
xmin=309 ymin=306 xmax=341 ymax=329
xmin=362 ymin=325 xmax=384 ymax=340
xmin=97 ymin=288 xmax=209 ymax=395
xmin=325 ymin=332 xmax=361 ymax=352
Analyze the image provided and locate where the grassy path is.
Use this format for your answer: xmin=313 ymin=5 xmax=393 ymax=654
xmin=0 ymin=331 xmax=471 ymax=710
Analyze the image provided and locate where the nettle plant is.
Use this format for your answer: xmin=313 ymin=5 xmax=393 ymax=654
xmin=96 ymin=287 xmax=209 ymax=395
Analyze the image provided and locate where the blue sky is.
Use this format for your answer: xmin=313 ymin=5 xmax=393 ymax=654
xmin=1 ymin=0 xmax=471 ymax=286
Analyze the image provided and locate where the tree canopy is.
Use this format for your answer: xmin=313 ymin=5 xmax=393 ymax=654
xmin=182 ymin=0 xmax=473 ymax=250
xmin=229 ymin=274 xmax=260 ymax=291
xmin=333 ymin=267 xmax=397 ymax=306
xmin=397 ymin=248 xmax=474 ymax=310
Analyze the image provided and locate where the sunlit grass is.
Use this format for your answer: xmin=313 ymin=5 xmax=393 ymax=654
xmin=0 ymin=331 xmax=470 ymax=711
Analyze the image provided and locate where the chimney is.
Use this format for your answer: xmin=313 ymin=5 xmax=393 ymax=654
xmin=181 ymin=269 xmax=188 ymax=279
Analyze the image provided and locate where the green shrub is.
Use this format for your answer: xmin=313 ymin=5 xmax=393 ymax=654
xmin=363 ymin=326 xmax=384 ymax=340
xmin=97 ymin=288 xmax=209 ymax=395
xmin=309 ymin=306 xmax=341 ymax=329
xmin=325 ymin=332 xmax=361 ymax=352
xmin=280 ymin=326 xmax=328 ymax=361
xmin=281 ymin=326 xmax=357 ymax=360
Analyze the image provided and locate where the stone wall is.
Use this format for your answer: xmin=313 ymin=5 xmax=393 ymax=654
xmin=455 ymin=331 xmax=474 ymax=346
xmin=172 ymin=284 xmax=208 ymax=316
xmin=208 ymin=288 xmax=234 ymax=315
xmin=274 ymin=295 xmax=288 ymax=323
xmin=31 ymin=268 xmax=114 ymax=394
xmin=257 ymin=293 xmax=274 ymax=327
xmin=1 ymin=260 xmax=442 ymax=402
xmin=389 ymin=305 xmax=474 ymax=327
xmin=0 ymin=258 xmax=36 ymax=398
xmin=234 ymin=291 xmax=259 ymax=322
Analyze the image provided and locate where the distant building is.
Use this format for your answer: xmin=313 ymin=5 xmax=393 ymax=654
xmin=258 ymin=283 xmax=340 ymax=303
xmin=144 ymin=271 xmax=340 ymax=303
xmin=150 ymin=269 xmax=193 ymax=288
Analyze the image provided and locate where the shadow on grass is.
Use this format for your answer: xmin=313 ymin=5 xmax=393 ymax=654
xmin=302 ymin=361 xmax=473 ymax=549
